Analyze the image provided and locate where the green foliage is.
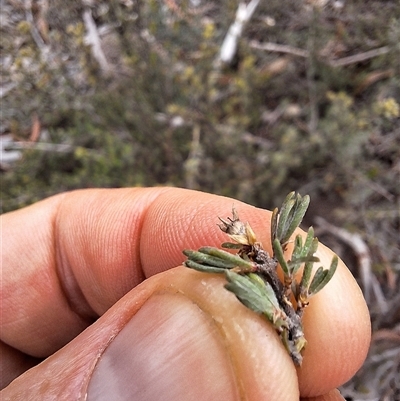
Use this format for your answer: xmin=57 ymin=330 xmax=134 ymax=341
xmin=2 ymin=1 xmax=399 ymax=269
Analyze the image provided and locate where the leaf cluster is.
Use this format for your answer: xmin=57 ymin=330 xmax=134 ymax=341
xmin=183 ymin=192 xmax=337 ymax=365
xmin=2 ymin=1 xmax=399 ymax=219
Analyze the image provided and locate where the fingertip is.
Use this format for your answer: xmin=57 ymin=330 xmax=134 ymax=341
xmin=301 ymin=388 xmax=346 ymax=401
xmin=297 ymin=243 xmax=371 ymax=396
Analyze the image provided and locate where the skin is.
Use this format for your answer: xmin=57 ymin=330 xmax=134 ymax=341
xmin=1 ymin=188 xmax=371 ymax=400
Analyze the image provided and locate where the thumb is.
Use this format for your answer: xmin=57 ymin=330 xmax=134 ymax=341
xmin=2 ymin=267 xmax=299 ymax=401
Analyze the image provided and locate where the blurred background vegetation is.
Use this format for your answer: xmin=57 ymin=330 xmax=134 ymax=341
xmin=1 ymin=0 xmax=399 ymax=398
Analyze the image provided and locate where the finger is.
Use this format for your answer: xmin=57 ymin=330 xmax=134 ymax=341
xmin=301 ymin=389 xmax=346 ymax=401
xmin=2 ymin=267 xmax=301 ymax=401
xmin=1 ymin=188 xmax=170 ymax=359
xmin=296 ymin=240 xmax=371 ymax=396
xmin=0 ymin=342 xmax=40 ymax=389
xmin=139 ymin=190 xmax=371 ymax=396
xmin=1 ymin=188 xmax=370 ymax=396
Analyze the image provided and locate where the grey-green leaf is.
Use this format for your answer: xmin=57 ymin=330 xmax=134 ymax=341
xmin=270 ymin=207 xmax=279 ymax=244
xmin=198 ymin=247 xmax=254 ymax=269
xmin=221 ymin=242 xmax=243 ymax=249
xmin=183 ymin=249 xmax=239 ymax=269
xmin=281 ymin=194 xmax=310 ymax=245
xmin=183 ymin=260 xmax=227 ymax=274
xmin=302 ymin=227 xmax=315 ymax=257
xmin=308 ymin=256 xmax=338 ymax=295
xmin=224 ymin=270 xmax=286 ymax=327
xmin=299 ymin=237 xmax=319 ymax=289
xmin=291 ymin=235 xmax=303 ymax=260
xmin=272 ymin=238 xmax=290 ymax=277
xmin=276 ymin=193 xmax=296 ymax=243
xmin=287 ymin=255 xmax=319 ymax=273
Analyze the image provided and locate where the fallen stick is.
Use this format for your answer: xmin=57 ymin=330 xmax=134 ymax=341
xmin=314 ymin=216 xmax=372 ymax=304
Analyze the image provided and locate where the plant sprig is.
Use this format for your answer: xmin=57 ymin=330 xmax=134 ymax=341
xmin=183 ymin=192 xmax=338 ymax=365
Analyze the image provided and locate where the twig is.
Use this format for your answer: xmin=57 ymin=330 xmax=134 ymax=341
xmin=249 ymin=40 xmax=309 ymax=58
xmin=240 ymin=132 xmax=273 ymax=150
xmin=24 ymin=0 xmax=52 ymax=65
xmin=307 ymin=12 xmax=318 ymax=134
xmin=140 ymin=29 xmax=170 ymax=63
xmin=314 ymin=216 xmax=372 ymax=303
xmin=216 ymin=0 xmax=260 ymax=66
xmin=250 ymin=40 xmax=390 ymax=68
xmin=1 ymin=135 xmax=22 ymax=165
xmin=372 ymin=329 xmax=400 ymax=343
xmin=83 ymin=9 xmax=111 ymax=74
xmin=328 ymin=46 xmax=390 ymax=67
xmin=370 ymin=275 xmax=389 ymax=314
xmin=184 ymin=124 xmax=202 ymax=189
xmin=6 ymin=141 xmax=74 ymax=153
xmin=25 ymin=0 xmax=47 ymax=51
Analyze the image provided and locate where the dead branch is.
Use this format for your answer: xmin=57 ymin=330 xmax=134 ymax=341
xmin=249 ymin=40 xmax=309 ymax=58
xmin=6 ymin=141 xmax=74 ymax=153
xmin=250 ymin=40 xmax=391 ymax=68
xmin=314 ymin=216 xmax=373 ymax=304
xmin=25 ymin=0 xmax=50 ymax=63
xmin=328 ymin=46 xmax=390 ymax=67
xmin=216 ymin=0 xmax=260 ymax=66
xmin=1 ymin=135 xmax=22 ymax=166
xmin=83 ymin=9 xmax=111 ymax=74
xmin=25 ymin=0 xmax=47 ymax=51
xmin=373 ymin=329 xmax=400 ymax=343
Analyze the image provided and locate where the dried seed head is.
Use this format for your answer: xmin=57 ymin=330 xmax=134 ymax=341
xmin=218 ymin=208 xmax=258 ymax=246
xmin=218 ymin=207 xmax=245 ymax=235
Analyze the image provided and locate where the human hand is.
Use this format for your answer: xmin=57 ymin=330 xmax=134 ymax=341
xmin=1 ymin=188 xmax=371 ymax=400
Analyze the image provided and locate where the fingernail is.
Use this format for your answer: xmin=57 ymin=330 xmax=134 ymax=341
xmin=87 ymin=293 xmax=239 ymax=401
